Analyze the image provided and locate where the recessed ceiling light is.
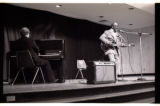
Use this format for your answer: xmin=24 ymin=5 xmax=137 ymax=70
xmin=56 ymin=5 xmax=62 ymax=8
xmin=128 ymin=7 xmax=134 ymax=10
xmin=99 ymin=16 xmax=104 ymax=18
xmin=129 ymin=24 xmax=133 ymax=25
xmin=99 ymin=20 xmax=108 ymax=23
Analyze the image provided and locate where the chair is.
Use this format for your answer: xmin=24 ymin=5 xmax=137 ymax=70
xmin=75 ymin=60 xmax=87 ymax=79
xmin=12 ymin=50 xmax=45 ymax=85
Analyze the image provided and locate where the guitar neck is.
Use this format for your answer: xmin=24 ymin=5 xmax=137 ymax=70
xmin=117 ymin=43 xmax=135 ymax=47
xmin=102 ymin=42 xmax=134 ymax=47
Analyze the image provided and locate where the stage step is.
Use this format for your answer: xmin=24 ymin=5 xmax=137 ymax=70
xmin=35 ymin=87 xmax=154 ymax=103
xmin=3 ymin=80 xmax=155 ymax=103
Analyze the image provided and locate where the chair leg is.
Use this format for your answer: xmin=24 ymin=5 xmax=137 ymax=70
xmin=75 ymin=70 xmax=80 ymax=79
xmin=12 ymin=68 xmax=22 ymax=86
xmin=39 ymin=67 xmax=45 ymax=83
xmin=32 ymin=67 xmax=39 ymax=84
xmin=22 ymin=70 xmax=27 ymax=84
xmin=80 ymin=70 xmax=84 ymax=79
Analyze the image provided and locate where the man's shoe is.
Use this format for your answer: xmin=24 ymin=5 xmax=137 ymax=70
xmin=47 ymin=79 xmax=59 ymax=83
xmin=56 ymin=79 xmax=65 ymax=83
xmin=54 ymin=79 xmax=59 ymax=83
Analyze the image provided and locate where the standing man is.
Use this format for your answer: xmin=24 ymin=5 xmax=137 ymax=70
xmin=99 ymin=22 xmax=127 ymax=80
xmin=16 ymin=27 xmax=59 ymax=83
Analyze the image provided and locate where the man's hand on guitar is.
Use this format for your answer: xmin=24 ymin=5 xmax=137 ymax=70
xmin=121 ymin=43 xmax=135 ymax=47
xmin=128 ymin=43 xmax=135 ymax=47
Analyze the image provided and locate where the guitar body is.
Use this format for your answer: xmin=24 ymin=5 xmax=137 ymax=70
xmin=100 ymin=42 xmax=117 ymax=52
xmin=100 ymin=42 xmax=135 ymax=52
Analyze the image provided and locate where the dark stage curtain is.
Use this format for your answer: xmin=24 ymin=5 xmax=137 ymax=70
xmin=2 ymin=4 xmax=108 ymax=81
xmin=2 ymin=4 xmax=59 ymax=81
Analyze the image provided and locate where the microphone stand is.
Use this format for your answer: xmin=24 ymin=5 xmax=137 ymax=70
xmin=119 ymin=30 xmax=152 ymax=81
xmin=137 ymin=33 xmax=147 ymax=81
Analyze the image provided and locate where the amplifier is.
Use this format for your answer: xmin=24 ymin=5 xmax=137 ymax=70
xmin=86 ymin=61 xmax=116 ymax=84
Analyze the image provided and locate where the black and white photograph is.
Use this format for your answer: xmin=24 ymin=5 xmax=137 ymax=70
xmin=1 ymin=2 xmax=158 ymax=103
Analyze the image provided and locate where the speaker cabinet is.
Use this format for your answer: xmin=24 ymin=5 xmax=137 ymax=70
xmin=86 ymin=61 xmax=116 ymax=84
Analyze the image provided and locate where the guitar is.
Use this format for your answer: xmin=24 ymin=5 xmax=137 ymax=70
xmin=100 ymin=42 xmax=135 ymax=52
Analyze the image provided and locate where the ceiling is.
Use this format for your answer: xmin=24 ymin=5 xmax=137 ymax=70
xmin=13 ymin=3 xmax=154 ymax=30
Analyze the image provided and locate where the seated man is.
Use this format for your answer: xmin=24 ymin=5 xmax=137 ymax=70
xmin=16 ymin=27 xmax=59 ymax=83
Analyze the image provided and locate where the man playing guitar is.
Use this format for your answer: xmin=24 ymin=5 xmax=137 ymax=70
xmin=99 ymin=22 xmax=134 ymax=80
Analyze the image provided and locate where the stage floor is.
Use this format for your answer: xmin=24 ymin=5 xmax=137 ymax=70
xmin=3 ymin=76 xmax=155 ymax=94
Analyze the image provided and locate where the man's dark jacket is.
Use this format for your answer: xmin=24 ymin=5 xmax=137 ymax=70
xmin=16 ymin=37 xmax=44 ymax=65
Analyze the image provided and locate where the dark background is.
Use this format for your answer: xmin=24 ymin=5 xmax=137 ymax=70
xmin=155 ymin=3 xmax=160 ymax=103
xmin=2 ymin=3 xmax=110 ymax=80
